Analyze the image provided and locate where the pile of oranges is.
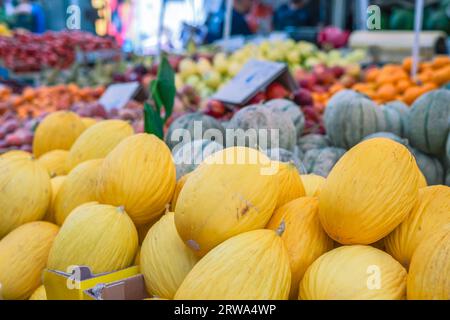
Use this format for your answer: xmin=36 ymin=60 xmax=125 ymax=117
xmin=351 ymin=55 xmax=450 ymax=105
xmin=0 ymin=84 xmax=105 ymax=118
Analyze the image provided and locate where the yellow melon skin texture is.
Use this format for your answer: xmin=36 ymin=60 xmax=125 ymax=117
xmin=44 ymin=175 xmax=66 ymax=223
xmin=0 ymin=150 xmax=31 ymax=160
xmin=300 ymin=174 xmax=326 ymax=196
xmin=274 ymin=161 xmax=305 ymax=209
xmin=407 ymin=226 xmax=450 ymax=300
xmin=0 ymin=221 xmax=59 ymax=300
xmin=47 ymin=203 xmax=138 ymax=274
xmin=318 ymin=138 xmax=419 ymax=244
xmin=299 ymin=245 xmax=407 ymax=300
xmin=170 ymin=172 xmax=191 ymax=212
xmin=0 ymin=157 xmax=51 ymax=238
xmin=137 ymin=215 xmax=162 ymax=245
xmin=416 ymin=170 xmax=427 ymax=188
xmin=29 ymin=285 xmax=47 ymax=300
xmin=385 ymin=185 xmax=450 ymax=268
xmin=66 ymin=120 xmax=134 ymax=171
xmin=37 ymin=150 xmax=69 ymax=177
xmin=97 ymin=134 xmax=176 ymax=225
xmin=141 ymin=212 xmax=199 ymax=299
xmin=267 ymin=197 xmax=333 ymax=299
xmin=33 ymin=111 xmax=86 ymax=157
xmin=175 ymin=147 xmax=279 ymax=257
xmin=175 ymin=229 xmax=291 ymax=300
xmin=81 ymin=117 xmax=97 ymax=128
xmin=53 ymin=159 xmax=102 ymax=226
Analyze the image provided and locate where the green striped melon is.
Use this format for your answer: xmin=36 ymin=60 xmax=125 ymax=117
xmin=303 ymin=147 xmax=346 ymax=177
xmin=324 ymin=90 xmax=382 ymax=149
xmin=407 ymin=89 xmax=450 ymax=156
xmin=165 ymin=112 xmax=225 ymax=151
xmin=227 ymin=105 xmax=297 ymax=151
xmin=410 ymin=148 xmax=444 ymax=185
xmin=264 ymin=99 xmax=305 ymax=140
xmin=172 ymin=139 xmax=223 ymax=180
xmin=297 ymin=134 xmax=331 ymax=154
xmin=378 ymin=101 xmax=410 ymax=137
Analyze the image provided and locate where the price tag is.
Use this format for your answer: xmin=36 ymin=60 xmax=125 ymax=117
xmin=212 ymin=59 xmax=297 ymax=105
xmin=99 ymin=82 xmax=140 ymax=110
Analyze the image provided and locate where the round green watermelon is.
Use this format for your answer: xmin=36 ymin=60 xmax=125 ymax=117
xmin=407 ymin=89 xmax=450 ymax=156
xmin=227 ymin=104 xmax=297 ymax=151
xmin=165 ymin=112 xmax=225 ymax=151
xmin=302 ymin=147 xmax=346 ymax=177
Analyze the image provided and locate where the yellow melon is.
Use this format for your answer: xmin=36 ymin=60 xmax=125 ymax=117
xmin=97 ymin=134 xmax=176 ymax=225
xmin=175 ymin=146 xmax=279 ymax=256
xmin=170 ymin=172 xmax=191 ymax=211
xmin=407 ymin=225 xmax=450 ymax=300
xmin=81 ymin=117 xmax=97 ymax=128
xmin=300 ymin=174 xmax=326 ymax=196
xmin=29 ymin=285 xmax=47 ymax=300
xmin=319 ymin=138 xmax=419 ymax=244
xmin=174 ymin=229 xmax=291 ymax=300
xmin=267 ymin=197 xmax=333 ymax=299
xmin=66 ymin=120 xmax=134 ymax=171
xmin=137 ymin=214 xmax=163 ymax=245
xmin=0 ymin=157 xmax=51 ymax=238
xmin=0 ymin=221 xmax=59 ymax=300
xmin=274 ymin=161 xmax=305 ymax=209
xmin=37 ymin=149 xmax=69 ymax=177
xmin=53 ymin=159 xmax=102 ymax=225
xmin=385 ymin=185 xmax=450 ymax=268
xmin=47 ymin=202 xmax=138 ymax=274
xmin=299 ymin=245 xmax=407 ymax=300
xmin=417 ymin=169 xmax=427 ymax=188
xmin=141 ymin=212 xmax=199 ymax=299
xmin=33 ymin=111 xmax=86 ymax=157
xmin=0 ymin=150 xmax=31 ymax=160
xmin=44 ymin=176 xmax=66 ymax=223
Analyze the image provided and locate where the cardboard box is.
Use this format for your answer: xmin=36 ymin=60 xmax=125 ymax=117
xmin=43 ymin=265 xmax=142 ymax=300
xmin=84 ymin=274 xmax=149 ymax=300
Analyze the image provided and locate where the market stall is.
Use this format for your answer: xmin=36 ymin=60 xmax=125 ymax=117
xmin=0 ymin=0 xmax=449 ymax=304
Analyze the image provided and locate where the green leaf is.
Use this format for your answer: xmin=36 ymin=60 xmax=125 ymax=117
xmin=144 ymin=102 xmax=164 ymax=139
xmin=155 ymin=55 xmax=176 ymax=121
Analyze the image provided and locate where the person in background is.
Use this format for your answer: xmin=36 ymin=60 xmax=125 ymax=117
xmin=12 ymin=0 xmax=46 ymax=33
xmin=206 ymin=0 xmax=254 ymax=43
xmin=273 ymin=0 xmax=312 ymax=31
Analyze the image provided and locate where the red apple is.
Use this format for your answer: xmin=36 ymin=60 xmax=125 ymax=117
xmin=248 ymin=91 xmax=266 ymax=105
xmin=204 ymin=100 xmax=227 ymax=119
xmin=293 ymin=88 xmax=313 ymax=106
xmin=266 ymin=82 xmax=290 ymax=100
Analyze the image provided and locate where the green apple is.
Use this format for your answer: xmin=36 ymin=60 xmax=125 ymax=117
xmin=204 ymin=70 xmax=222 ymax=89
xmin=179 ymin=58 xmax=198 ymax=79
xmin=197 ymin=57 xmax=212 ymax=74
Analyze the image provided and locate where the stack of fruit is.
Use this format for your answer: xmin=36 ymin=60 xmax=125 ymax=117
xmin=0 ymin=30 xmax=119 ymax=73
xmin=175 ymin=40 xmax=366 ymax=98
xmin=0 ymin=113 xmax=448 ymax=300
xmin=349 ymin=56 xmax=450 ymax=105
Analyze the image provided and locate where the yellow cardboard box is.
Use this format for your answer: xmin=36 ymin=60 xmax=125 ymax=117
xmin=43 ymin=265 xmax=140 ymax=300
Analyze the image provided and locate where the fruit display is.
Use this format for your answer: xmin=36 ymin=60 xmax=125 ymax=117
xmin=1 ymin=18 xmax=450 ymax=303
xmin=0 ymin=30 xmax=119 ymax=73
xmin=350 ymin=56 xmax=450 ymax=105
xmin=175 ymin=40 xmax=366 ymax=99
